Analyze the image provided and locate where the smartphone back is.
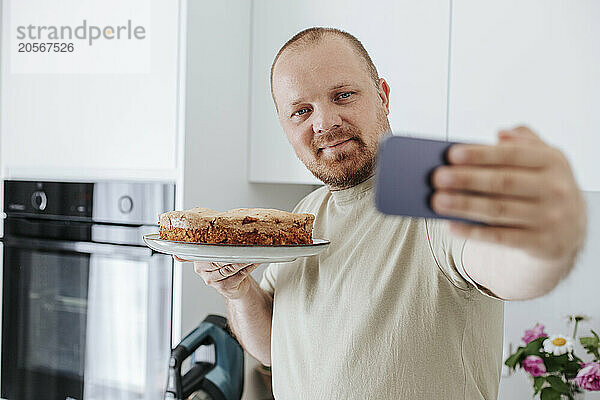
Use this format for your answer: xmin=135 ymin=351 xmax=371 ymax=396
xmin=375 ymin=135 xmax=454 ymax=219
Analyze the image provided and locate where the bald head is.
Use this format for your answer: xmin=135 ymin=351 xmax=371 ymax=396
xmin=270 ymin=27 xmax=380 ymax=108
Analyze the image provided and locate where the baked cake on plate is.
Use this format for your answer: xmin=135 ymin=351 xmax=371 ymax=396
xmin=158 ymin=207 xmax=315 ymax=245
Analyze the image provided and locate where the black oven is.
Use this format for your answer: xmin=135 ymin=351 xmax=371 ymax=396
xmin=1 ymin=180 xmax=174 ymax=400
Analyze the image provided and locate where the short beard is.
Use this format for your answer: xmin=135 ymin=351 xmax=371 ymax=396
xmin=301 ymin=111 xmax=391 ymax=190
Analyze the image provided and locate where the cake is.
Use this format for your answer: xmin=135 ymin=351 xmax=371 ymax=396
xmin=158 ymin=207 xmax=315 ymax=245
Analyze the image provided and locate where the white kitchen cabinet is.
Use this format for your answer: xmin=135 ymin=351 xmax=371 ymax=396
xmin=448 ymin=0 xmax=600 ymax=191
xmin=0 ymin=0 xmax=183 ymax=181
xmin=249 ymin=0 xmax=451 ymax=184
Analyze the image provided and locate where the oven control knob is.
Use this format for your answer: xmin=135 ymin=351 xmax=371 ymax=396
xmin=31 ymin=191 xmax=48 ymax=211
xmin=118 ymin=195 xmax=134 ymax=214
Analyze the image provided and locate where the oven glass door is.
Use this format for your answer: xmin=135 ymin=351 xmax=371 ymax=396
xmin=1 ymin=238 xmax=172 ymax=400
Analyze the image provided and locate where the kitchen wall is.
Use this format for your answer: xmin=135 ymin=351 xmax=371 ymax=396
xmin=498 ymin=191 xmax=600 ymax=400
xmin=181 ymin=1 xmax=316 ymax=399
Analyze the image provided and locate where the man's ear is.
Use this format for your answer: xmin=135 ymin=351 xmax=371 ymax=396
xmin=377 ymin=78 xmax=391 ymax=115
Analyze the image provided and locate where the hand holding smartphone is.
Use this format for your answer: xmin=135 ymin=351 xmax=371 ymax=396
xmin=375 ymin=135 xmax=479 ymax=224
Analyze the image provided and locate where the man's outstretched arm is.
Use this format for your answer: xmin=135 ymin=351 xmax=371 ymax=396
xmin=460 ymin=239 xmax=580 ymax=300
xmin=430 ymin=126 xmax=587 ymax=300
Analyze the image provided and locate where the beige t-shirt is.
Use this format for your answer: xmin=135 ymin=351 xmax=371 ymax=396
xmin=259 ymin=175 xmax=504 ymax=400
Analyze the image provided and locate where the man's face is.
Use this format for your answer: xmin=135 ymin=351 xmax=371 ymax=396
xmin=272 ymin=36 xmax=391 ymax=190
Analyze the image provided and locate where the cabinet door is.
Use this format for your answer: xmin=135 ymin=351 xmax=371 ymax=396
xmin=448 ymin=0 xmax=600 ymax=190
xmin=249 ymin=0 xmax=451 ymax=184
xmin=0 ymin=0 xmax=182 ymax=179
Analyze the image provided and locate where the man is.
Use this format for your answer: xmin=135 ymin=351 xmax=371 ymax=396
xmin=180 ymin=28 xmax=587 ymax=399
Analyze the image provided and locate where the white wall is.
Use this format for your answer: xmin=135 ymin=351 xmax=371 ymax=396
xmin=181 ymin=1 xmax=316 ymax=399
xmin=248 ymin=0 xmax=451 ymax=184
xmin=498 ymin=191 xmax=600 ymax=400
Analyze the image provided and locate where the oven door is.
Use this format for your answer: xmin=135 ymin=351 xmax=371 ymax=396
xmin=1 ymin=236 xmax=172 ymax=400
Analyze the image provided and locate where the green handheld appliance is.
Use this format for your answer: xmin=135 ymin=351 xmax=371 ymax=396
xmin=165 ymin=315 xmax=244 ymax=400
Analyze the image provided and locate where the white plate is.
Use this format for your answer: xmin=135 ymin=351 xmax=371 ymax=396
xmin=142 ymin=233 xmax=330 ymax=263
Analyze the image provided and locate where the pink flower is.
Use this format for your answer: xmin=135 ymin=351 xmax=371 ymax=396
xmin=575 ymin=362 xmax=600 ymax=391
xmin=522 ymin=323 xmax=547 ymax=344
xmin=522 ymin=356 xmax=546 ymax=377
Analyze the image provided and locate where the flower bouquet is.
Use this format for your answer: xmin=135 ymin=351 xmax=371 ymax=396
xmin=505 ymin=316 xmax=600 ymax=399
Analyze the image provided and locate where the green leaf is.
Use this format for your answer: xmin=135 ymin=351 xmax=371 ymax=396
xmin=540 ymin=387 xmax=561 ymax=400
xmin=571 ymin=353 xmax=584 ymax=364
xmin=581 ymin=337 xmax=596 ymax=346
xmin=581 ymin=330 xmax=600 ymax=346
xmin=580 ymin=336 xmax=599 ymax=348
xmin=505 ymin=347 xmax=525 ymax=369
xmin=546 ymin=375 xmax=570 ymax=394
xmin=564 ymin=363 xmax=581 ymax=380
xmin=544 ymin=354 xmax=570 ymax=372
xmin=524 ymin=337 xmax=546 ymax=356
xmin=580 ymin=331 xmax=600 ymax=360
xmin=533 ymin=376 xmax=546 ymax=395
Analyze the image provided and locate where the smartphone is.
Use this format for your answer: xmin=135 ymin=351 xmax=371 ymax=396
xmin=375 ymin=135 xmax=478 ymax=224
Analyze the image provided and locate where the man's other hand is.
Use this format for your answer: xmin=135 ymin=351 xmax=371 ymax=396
xmin=173 ymin=256 xmax=261 ymax=300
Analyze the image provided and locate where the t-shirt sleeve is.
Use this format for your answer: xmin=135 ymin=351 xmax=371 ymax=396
xmin=425 ymin=218 xmax=502 ymax=299
xmin=259 ymin=262 xmax=281 ymax=296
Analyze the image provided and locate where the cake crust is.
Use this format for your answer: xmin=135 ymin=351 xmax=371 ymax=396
xmin=158 ymin=207 xmax=315 ymax=245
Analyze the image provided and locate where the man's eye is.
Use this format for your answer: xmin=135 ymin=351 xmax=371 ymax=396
xmin=292 ymin=108 xmax=310 ymax=117
xmin=337 ymin=92 xmax=353 ymax=100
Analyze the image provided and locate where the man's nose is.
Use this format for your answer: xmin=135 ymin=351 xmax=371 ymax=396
xmin=312 ymin=106 xmax=342 ymax=134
